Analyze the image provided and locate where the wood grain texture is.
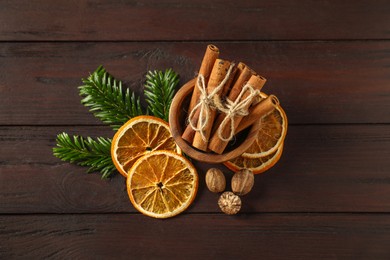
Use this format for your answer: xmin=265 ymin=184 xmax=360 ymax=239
xmin=1 ymin=0 xmax=390 ymax=41
xmin=1 ymin=214 xmax=390 ymax=259
xmin=1 ymin=125 xmax=389 ymax=214
xmin=1 ymin=41 xmax=390 ymax=125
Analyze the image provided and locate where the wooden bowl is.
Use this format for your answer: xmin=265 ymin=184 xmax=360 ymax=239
xmin=169 ymin=78 xmax=261 ymax=163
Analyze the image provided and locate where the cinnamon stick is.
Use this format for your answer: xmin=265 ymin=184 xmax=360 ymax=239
xmin=188 ymin=44 xmax=220 ymax=113
xmin=182 ymin=61 xmax=238 ymax=144
xmin=181 ymin=108 xmax=200 ymax=142
xmin=236 ymin=95 xmax=279 ymax=133
xmin=182 ymin=45 xmax=219 ymax=144
xmin=210 ymin=62 xmax=252 ymax=136
xmin=192 ymin=59 xmax=234 ymax=151
xmin=208 ymin=74 xmax=267 ymax=154
xmin=221 ymin=64 xmax=238 ymax=97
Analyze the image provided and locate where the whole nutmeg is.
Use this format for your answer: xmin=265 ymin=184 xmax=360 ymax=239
xmin=205 ymin=168 xmax=226 ymax=193
xmin=218 ymin=191 xmax=241 ymax=215
xmin=231 ymin=169 xmax=254 ymax=196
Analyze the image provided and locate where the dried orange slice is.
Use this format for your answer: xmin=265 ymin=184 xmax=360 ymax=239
xmin=241 ymin=93 xmax=288 ymax=158
xmin=111 ymin=115 xmax=181 ymax=177
xmin=224 ymin=144 xmax=284 ymax=174
xmin=127 ymin=150 xmax=198 ymax=219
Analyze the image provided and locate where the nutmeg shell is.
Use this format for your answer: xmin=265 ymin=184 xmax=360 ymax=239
xmin=231 ymin=169 xmax=254 ymax=196
xmin=205 ymin=168 xmax=226 ymax=193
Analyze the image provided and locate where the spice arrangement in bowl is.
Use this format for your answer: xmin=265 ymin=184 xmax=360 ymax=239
xmin=169 ymin=45 xmax=286 ymax=164
xmin=169 ymin=45 xmax=288 ymax=214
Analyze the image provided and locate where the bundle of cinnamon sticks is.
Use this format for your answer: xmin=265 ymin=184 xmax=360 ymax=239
xmin=183 ymin=45 xmax=279 ymax=154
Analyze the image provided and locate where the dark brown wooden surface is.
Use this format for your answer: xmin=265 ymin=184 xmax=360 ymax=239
xmin=1 ymin=1 xmax=390 ymax=259
xmin=2 ymin=214 xmax=390 ymax=259
xmin=1 ymin=0 xmax=390 ymax=41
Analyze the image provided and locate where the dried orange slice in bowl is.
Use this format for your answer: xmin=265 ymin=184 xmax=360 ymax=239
xmin=111 ymin=115 xmax=181 ymax=177
xmin=241 ymin=93 xmax=288 ymax=159
xmin=224 ymin=92 xmax=287 ymax=174
xmin=127 ymin=150 xmax=198 ymax=219
xmin=224 ymin=144 xmax=284 ymax=174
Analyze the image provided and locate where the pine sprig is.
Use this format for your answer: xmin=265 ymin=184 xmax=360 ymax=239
xmin=53 ymin=132 xmax=116 ymax=178
xmin=54 ymin=67 xmax=180 ymax=178
xmin=79 ymin=66 xmax=144 ymax=130
xmin=144 ymin=69 xmax=179 ymax=122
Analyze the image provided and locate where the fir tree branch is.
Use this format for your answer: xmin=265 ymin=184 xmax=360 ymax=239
xmin=54 ymin=67 xmax=180 ymax=179
xmin=144 ymin=69 xmax=179 ymax=122
xmin=53 ymin=132 xmax=116 ymax=178
xmin=79 ymin=66 xmax=144 ymax=130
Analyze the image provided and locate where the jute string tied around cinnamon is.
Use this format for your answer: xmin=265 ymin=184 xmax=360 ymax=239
xmin=188 ymin=64 xmax=235 ymax=142
xmin=216 ymin=84 xmax=260 ymax=142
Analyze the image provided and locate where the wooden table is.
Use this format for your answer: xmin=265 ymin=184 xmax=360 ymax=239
xmin=1 ymin=1 xmax=390 ymax=259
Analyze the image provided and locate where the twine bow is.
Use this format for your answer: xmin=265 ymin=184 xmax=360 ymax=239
xmin=188 ymin=64 xmax=234 ymax=141
xmin=217 ymin=84 xmax=260 ymax=142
